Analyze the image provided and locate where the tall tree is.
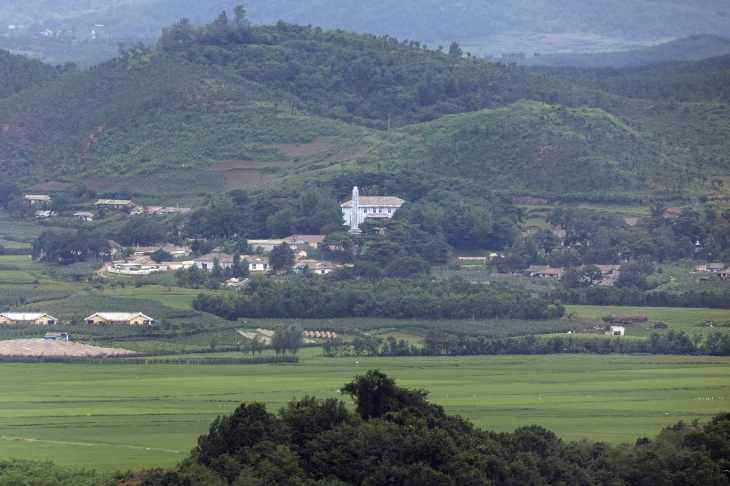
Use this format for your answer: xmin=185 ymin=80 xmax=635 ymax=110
xmin=269 ymin=242 xmax=294 ymax=274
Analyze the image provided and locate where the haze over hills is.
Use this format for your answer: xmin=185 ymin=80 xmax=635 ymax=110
xmin=0 ymin=18 xmax=729 ymax=206
xmin=3 ymin=1 xmax=730 ymax=65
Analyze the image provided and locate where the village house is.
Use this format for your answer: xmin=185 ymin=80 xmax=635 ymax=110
xmin=248 ymin=240 xmax=287 ymax=252
xmin=223 ymin=277 xmax=248 ymax=289
xmin=85 ymin=312 xmax=155 ymax=325
xmin=24 ymin=195 xmax=52 ymax=204
xmin=284 ymin=235 xmax=326 ymax=250
xmin=73 ymin=211 xmax=94 ymax=222
xmin=719 ymin=269 xmax=730 ymax=280
xmin=293 ymin=260 xmax=341 ymax=275
xmin=35 ymin=210 xmax=56 ymax=218
xmin=109 ymin=257 xmax=165 ymax=274
xmin=94 ymin=199 xmax=136 ymax=210
xmin=696 ymin=263 xmax=726 ymax=273
xmin=341 ymin=186 xmax=405 ymax=233
xmin=525 ymin=265 xmax=565 ymax=279
xmin=130 ymin=206 xmax=162 ymax=215
xmin=194 ymin=251 xmax=235 ymax=270
xmin=247 ymin=256 xmax=270 ymax=273
xmin=0 ymin=313 xmax=58 ymax=325
xmin=108 ymin=240 xmax=124 ymax=256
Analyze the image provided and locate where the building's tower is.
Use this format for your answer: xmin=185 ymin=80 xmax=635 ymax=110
xmin=349 ymin=186 xmax=362 ymax=233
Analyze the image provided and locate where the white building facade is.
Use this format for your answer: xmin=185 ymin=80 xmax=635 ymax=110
xmin=341 ymin=186 xmax=405 ymax=232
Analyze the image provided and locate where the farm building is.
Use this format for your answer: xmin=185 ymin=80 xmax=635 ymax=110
xmin=609 ymin=326 xmax=625 ymax=336
xmin=526 ymin=265 xmax=565 ymax=279
xmin=85 ymin=313 xmax=156 ymax=325
xmin=341 ymin=186 xmax=405 ymax=233
xmin=73 ymin=211 xmax=94 ymax=222
xmin=94 ymin=199 xmax=136 ymax=210
xmin=194 ymin=251 xmax=235 ymax=270
xmin=24 ymin=195 xmax=52 ymax=204
xmin=0 ymin=313 xmax=58 ymax=325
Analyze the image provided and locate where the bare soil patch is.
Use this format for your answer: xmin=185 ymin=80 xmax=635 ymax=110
xmin=264 ymin=136 xmax=336 ymax=157
xmin=87 ymin=176 xmax=125 ymax=192
xmin=221 ymin=170 xmax=278 ymax=190
xmin=208 ymin=160 xmax=289 ymax=171
xmin=379 ymin=332 xmax=424 ymax=344
xmin=27 ymin=181 xmax=71 ymax=191
xmin=0 ymin=339 xmax=137 ymax=357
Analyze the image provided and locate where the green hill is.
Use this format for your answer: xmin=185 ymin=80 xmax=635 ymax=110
xmin=522 ymin=34 xmax=730 ymax=68
xmin=1 ymin=20 xmax=729 ymax=204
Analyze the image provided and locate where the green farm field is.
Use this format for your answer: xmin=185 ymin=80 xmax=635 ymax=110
xmin=566 ymin=305 xmax=730 ymax=339
xmin=1 ymin=354 xmax=728 ymax=472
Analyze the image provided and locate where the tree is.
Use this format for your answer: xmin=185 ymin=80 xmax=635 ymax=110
xmin=233 ymin=5 xmax=249 ymax=27
xmin=269 ymin=242 xmax=294 ymax=274
xmin=150 ymin=249 xmax=172 ymax=263
xmin=232 ymin=252 xmax=250 ymax=279
xmin=384 ymin=256 xmax=431 ymax=278
xmin=448 ymin=41 xmax=463 ymax=57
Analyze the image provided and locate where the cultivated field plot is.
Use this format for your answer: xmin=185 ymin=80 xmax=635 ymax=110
xmin=0 ymin=354 xmax=728 ymax=472
xmin=0 ymin=339 xmax=136 ymax=356
xmin=566 ymin=305 xmax=730 ymax=338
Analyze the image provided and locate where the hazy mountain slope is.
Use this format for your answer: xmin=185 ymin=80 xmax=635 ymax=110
xmin=528 ymin=53 xmax=730 ymax=81
xmin=1 ymin=21 xmax=728 ymax=203
xmin=3 ymin=1 xmax=730 ymax=47
xmin=522 ymin=34 xmax=730 ymax=68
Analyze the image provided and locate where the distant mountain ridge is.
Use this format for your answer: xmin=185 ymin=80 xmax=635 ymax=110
xmin=521 ymin=34 xmax=730 ymax=68
xmin=0 ymin=19 xmax=729 ymax=204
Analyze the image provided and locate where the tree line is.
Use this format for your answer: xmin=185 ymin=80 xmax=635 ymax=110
xmin=136 ymin=370 xmax=730 ymax=486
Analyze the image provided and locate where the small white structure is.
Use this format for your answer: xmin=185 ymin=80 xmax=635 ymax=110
xmin=341 ymin=186 xmax=404 ymax=232
xmin=609 ymin=326 xmax=625 ymax=336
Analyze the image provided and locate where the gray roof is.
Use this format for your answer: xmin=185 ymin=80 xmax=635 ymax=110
xmin=196 ymin=252 xmax=235 ymax=263
xmin=341 ymin=196 xmax=405 ymax=207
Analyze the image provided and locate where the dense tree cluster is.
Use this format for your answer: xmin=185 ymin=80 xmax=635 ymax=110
xmin=138 ymin=371 xmax=730 ymax=486
xmin=192 ymin=275 xmax=564 ymax=320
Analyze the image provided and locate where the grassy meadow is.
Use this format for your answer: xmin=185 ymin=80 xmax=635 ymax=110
xmin=1 ymin=354 xmax=729 ymax=472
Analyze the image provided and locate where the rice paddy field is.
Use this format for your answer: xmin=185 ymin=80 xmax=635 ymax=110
xmin=1 ymin=353 xmax=729 ymax=472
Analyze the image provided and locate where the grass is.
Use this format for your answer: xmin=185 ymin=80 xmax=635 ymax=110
xmin=0 ymin=354 xmax=728 ymax=472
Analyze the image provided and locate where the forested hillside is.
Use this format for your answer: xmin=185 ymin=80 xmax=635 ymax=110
xmin=1 ymin=17 xmax=729 ymax=202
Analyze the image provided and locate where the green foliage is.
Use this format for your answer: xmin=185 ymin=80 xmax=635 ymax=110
xmin=140 ymin=371 xmax=730 ymax=485
xmin=0 ymin=458 xmax=131 ymax=486
xmin=0 ymin=49 xmax=59 ymax=98
xmin=193 ymin=275 xmax=563 ymax=320
xmin=268 ymin=242 xmax=294 ymax=274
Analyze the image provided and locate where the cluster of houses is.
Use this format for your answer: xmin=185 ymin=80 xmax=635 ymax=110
xmin=524 ymin=264 xmax=621 ymax=286
xmin=0 ymin=312 xmax=156 ymax=325
xmin=696 ymin=263 xmax=729 ymax=279
xmin=24 ymin=195 xmax=190 ymax=222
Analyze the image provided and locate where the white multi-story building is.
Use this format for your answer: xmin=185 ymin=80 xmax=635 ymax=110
xmin=340 ymin=186 xmax=405 ymax=233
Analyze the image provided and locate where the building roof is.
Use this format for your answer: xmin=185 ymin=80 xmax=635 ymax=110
xmin=108 ymin=240 xmax=123 ymax=249
xmin=246 ymin=256 xmax=269 ymax=264
xmin=285 ymin=235 xmax=326 ymax=244
xmin=85 ymin=312 xmax=153 ymax=321
xmin=526 ymin=265 xmax=565 ymax=276
xmin=94 ymin=199 xmax=135 ymax=206
xmin=341 ymin=196 xmax=405 ymax=207
xmin=294 ymin=260 xmax=339 ymax=270
xmin=73 ymin=211 xmax=94 ymax=217
xmin=195 ymin=251 xmax=235 ymax=263
xmin=248 ymin=239 xmax=286 ymax=246
xmin=24 ymin=195 xmax=52 ymax=201
xmin=0 ymin=313 xmax=56 ymax=321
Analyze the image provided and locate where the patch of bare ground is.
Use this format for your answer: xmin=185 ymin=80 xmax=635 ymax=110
xmin=264 ymin=136 xmax=336 ymax=157
xmin=0 ymin=339 xmax=137 ymax=357
xmin=27 ymin=181 xmax=71 ymax=191
xmin=87 ymin=176 xmax=125 ymax=192
xmin=208 ymin=160 xmax=290 ymax=171
xmin=379 ymin=332 xmax=424 ymax=343
xmin=222 ymin=170 xmax=278 ymax=190
xmin=116 ymin=471 xmax=153 ymax=486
